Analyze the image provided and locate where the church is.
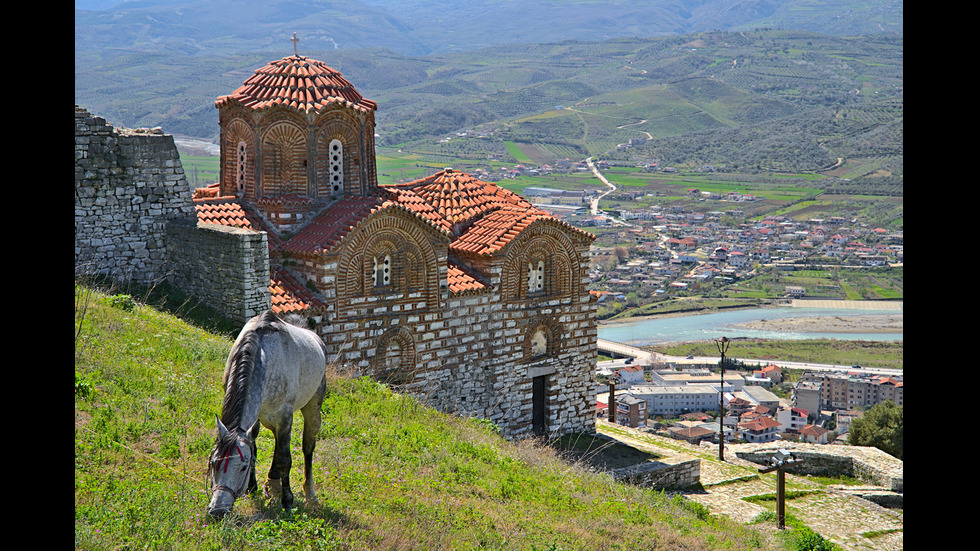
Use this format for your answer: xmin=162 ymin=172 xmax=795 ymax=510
xmin=192 ymin=51 xmax=598 ymax=438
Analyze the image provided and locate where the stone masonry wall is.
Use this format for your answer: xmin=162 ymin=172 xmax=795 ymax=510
xmin=166 ymin=220 xmax=271 ymax=324
xmin=75 ymin=106 xmax=271 ymax=324
xmin=734 ymin=442 xmax=903 ymax=492
xmin=75 ymin=106 xmax=196 ymax=284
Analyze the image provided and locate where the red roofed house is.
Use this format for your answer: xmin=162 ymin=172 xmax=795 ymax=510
xmin=800 ymin=424 xmax=830 ymax=444
xmin=758 ymin=364 xmax=783 ymax=384
xmin=194 ymin=52 xmax=597 ymax=438
xmin=739 ymin=415 xmax=781 ymax=443
xmin=776 ymin=407 xmax=809 ymax=433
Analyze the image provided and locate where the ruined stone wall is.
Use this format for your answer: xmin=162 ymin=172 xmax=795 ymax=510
xmin=75 ymin=106 xmax=271 ymax=324
xmin=734 ymin=442 xmax=903 ymax=492
xmin=75 ymin=106 xmax=197 ymax=284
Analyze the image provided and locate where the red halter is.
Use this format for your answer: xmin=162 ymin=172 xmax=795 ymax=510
xmin=221 ymin=443 xmax=245 ymax=473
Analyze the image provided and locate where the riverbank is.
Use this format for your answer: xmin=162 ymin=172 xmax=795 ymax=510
xmin=599 ymin=300 xmax=903 ymax=332
xmin=729 ymin=313 xmax=903 ymax=334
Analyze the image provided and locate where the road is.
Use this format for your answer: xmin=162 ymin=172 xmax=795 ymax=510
xmin=598 ymin=338 xmax=902 ymax=377
xmin=586 ymin=156 xmax=616 ymax=215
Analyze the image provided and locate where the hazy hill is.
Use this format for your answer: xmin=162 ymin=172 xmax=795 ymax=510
xmin=75 ymin=0 xmax=903 ymax=57
xmin=75 ymin=2 xmax=902 ymax=189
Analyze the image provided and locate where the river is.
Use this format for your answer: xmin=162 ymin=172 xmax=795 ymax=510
xmin=597 ymin=306 xmax=903 ymax=346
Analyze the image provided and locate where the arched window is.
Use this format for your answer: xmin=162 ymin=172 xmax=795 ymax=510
xmin=329 ymin=139 xmax=344 ymax=198
xmin=373 ymin=327 xmax=416 ymax=387
xmin=525 ymin=318 xmax=559 ymax=361
xmin=530 ymin=328 xmax=548 ymax=357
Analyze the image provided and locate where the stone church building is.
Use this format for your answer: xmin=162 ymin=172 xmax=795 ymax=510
xmin=192 ymin=54 xmax=598 ymax=438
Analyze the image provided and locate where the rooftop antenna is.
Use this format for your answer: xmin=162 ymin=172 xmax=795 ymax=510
xmin=291 ymin=32 xmax=300 ymax=57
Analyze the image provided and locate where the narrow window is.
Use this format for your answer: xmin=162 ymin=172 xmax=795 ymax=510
xmin=374 ymin=254 xmax=391 ymax=288
xmin=527 ymin=260 xmax=545 ymax=293
xmin=329 ymin=139 xmax=344 ymax=197
xmin=236 ymin=141 xmax=248 ymax=191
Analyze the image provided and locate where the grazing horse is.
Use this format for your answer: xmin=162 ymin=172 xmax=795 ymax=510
xmin=206 ymin=310 xmax=327 ymax=518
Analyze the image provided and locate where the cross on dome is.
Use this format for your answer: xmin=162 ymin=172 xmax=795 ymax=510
xmin=291 ymin=32 xmax=299 ymax=57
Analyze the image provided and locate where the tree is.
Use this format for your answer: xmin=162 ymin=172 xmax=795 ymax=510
xmin=847 ymin=400 xmax=903 ymax=459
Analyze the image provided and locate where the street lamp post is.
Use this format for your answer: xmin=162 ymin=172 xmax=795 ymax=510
xmin=715 ymin=336 xmax=730 ymax=461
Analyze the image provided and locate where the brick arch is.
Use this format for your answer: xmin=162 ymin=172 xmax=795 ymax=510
xmin=371 ymin=326 xmax=417 ymax=387
xmin=501 ymin=222 xmax=579 ymax=301
xmin=314 ymin=114 xmax=361 ymax=198
xmin=220 ymin=116 xmax=256 ymax=198
xmin=523 ymin=315 xmax=561 ymax=361
xmin=335 ymin=209 xmax=442 ymax=315
xmin=260 ymin=116 xmax=308 ymax=197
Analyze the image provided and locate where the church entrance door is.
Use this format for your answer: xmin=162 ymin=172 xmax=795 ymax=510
xmin=532 ymin=375 xmax=547 ymax=436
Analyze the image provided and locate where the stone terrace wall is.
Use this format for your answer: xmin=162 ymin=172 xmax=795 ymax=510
xmin=612 ymin=458 xmax=700 ymax=490
xmin=734 ymin=442 xmax=903 ymax=492
xmin=75 ymin=106 xmax=196 ymax=284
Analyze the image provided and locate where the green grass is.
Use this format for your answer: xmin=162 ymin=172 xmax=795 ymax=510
xmin=503 ymin=141 xmax=532 ymax=163
xmin=75 ymin=283 xmax=787 ymax=550
xmin=180 ymin=155 xmax=220 ymax=188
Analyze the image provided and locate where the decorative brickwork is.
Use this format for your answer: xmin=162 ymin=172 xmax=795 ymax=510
xmin=198 ymin=55 xmax=599 ymax=438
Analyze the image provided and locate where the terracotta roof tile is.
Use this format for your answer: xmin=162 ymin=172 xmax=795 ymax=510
xmin=194 ymin=198 xmax=256 ymax=229
xmin=193 ymin=196 xmax=284 ymax=251
xmin=281 ymin=196 xmax=387 ymax=256
xmin=269 ymin=268 xmax=326 ymax=316
xmin=446 ymin=261 xmax=491 ymax=296
xmin=215 ymin=56 xmax=377 ymax=114
xmin=383 ymin=169 xmax=593 ymax=256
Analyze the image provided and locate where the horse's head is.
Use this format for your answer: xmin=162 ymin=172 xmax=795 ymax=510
xmin=206 ymin=417 xmax=258 ymax=518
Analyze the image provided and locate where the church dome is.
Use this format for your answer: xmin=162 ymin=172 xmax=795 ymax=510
xmin=215 ymin=55 xmax=377 ymax=114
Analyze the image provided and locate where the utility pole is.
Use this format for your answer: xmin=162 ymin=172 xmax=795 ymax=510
xmin=608 ymin=375 xmax=619 ymax=424
xmin=715 ymin=336 xmax=730 ymax=461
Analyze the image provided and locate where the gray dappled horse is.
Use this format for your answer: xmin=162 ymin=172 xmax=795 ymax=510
xmin=207 ymin=310 xmax=327 ymax=518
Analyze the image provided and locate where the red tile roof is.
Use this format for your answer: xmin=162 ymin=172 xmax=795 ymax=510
xmin=270 ymin=268 xmax=327 ymax=315
xmin=740 ymin=416 xmax=781 ymax=431
xmin=281 ymin=196 xmax=388 ymax=256
xmin=383 ymin=169 xmax=593 ymax=257
xmin=215 ymin=55 xmax=378 ymax=114
xmin=446 ymin=261 xmax=491 ymax=295
xmin=194 ymin=197 xmax=256 ymax=230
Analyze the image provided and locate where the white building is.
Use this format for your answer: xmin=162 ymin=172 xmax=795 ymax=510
xmin=630 ymin=384 xmax=724 ymax=417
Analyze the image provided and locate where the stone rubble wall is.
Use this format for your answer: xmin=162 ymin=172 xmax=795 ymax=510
xmin=74 ymin=106 xmax=196 ymax=285
xmin=75 ymin=106 xmax=271 ymax=323
xmin=612 ymin=458 xmax=700 ymax=490
xmin=734 ymin=442 xmax=903 ymax=492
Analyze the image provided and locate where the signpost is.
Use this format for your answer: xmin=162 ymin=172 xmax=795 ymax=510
xmin=757 ymin=449 xmax=805 ymax=529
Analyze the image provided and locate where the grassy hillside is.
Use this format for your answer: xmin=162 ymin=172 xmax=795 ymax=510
xmin=75 ymin=284 xmax=795 ymax=550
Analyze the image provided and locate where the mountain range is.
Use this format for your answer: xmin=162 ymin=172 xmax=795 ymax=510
xmin=76 ymin=0 xmax=902 ymax=57
xmin=75 ymin=1 xmax=902 ymax=190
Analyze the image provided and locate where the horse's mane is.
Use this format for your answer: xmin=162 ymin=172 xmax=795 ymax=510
xmin=220 ymin=311 xmax=286 ymax=429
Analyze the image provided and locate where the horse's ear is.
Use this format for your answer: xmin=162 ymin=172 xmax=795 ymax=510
xmin=216 ymin=415 xmax=228 ymax=439
xmin=248 ymin=419 xmax=261 ymax=440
